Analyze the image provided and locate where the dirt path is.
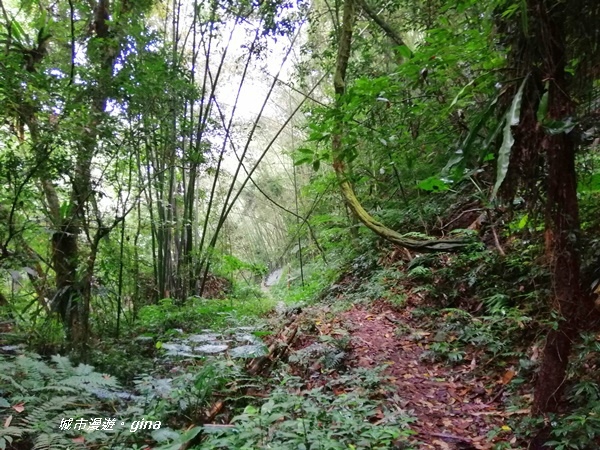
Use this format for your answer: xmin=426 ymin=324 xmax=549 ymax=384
xmin=340 ymin=303 xmax=517 ymax=449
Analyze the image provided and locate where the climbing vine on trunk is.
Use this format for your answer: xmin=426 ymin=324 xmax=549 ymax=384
xmin=331 ymin=0 xmax=472 ymax=253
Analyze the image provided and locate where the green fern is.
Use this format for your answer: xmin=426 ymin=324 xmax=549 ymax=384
xmin=0 ymin=354 xmax=122 ymax=450
xmin=289 ymin=342 xmax=348 ymax=371
xmin=32 ymin=431 xmax=83 ymax=450
xmin=0 ymin=426 xmax=26 ymax=447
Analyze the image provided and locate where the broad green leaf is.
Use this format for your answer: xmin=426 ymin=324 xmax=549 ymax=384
xmin=441 ymin=150 xmax=464 ymax=176
xmin=34 ymin=8 xmax=48 ymax=31
xmin=492 ymin=75 xmax=529 ymax=199
xmin=464 ymin=94 xmax=499 ymax=153
xmin=450 ymin=78 xmax=476 ymax=108
xmin=294 ymin=156 xmax=312 ymax=166
xmin=154 ymin=426 xmax=203 ymax=450
xmin=502 ymin=3 xmax=520 ymax=18
xmin=535 ymin=82 xmax=578 ymax=134
xmin=179 ymin=426 xmax=203 ymax=442
xmin=10 ymin=21 xmax=25 ymax=42
xmin=517 ymin=214 xmax=529 ymax=230
xmin=202 ymin=424 xmax=235 ymax=434
xmin=312 ymin=159 xmax=321 ymax=171
xmin=417 ymin=177 xmax=449 ymax=192
xmin=578 ymin=173 xmax=600 ymax=193
xmin=520 ymin=0 xmax=529 ymax=35
xmin=307 ymin=131 xmax=329 ymax=142
xmin=243 ymin=405 xmax=259 ymax=415
xmin=397 ymin=45 xmax=412 ymax=59
xmin=443 ymin=94 xmax=500 ymax=177
xmin=59 ymin=201 xmax=73 ymax=220
xmin=152 ymin=428 xmax=181 ymax=443
xmin=483 ymin=113 xmax=505 ymax=150
xmin=442 ymin=96 xmax=499 ymax=176
xmin=543 ymin=117 xmax=576 ymax=135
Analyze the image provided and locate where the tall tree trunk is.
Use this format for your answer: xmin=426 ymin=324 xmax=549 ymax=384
xmin=65 ymin=0 xmax=118 ymax=352
xmin=529 ymin=0 xmax=582 ymax=418
xmin=500 ymin=1 xmax=597 ymax=446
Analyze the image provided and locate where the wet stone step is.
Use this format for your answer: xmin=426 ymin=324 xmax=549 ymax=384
xmin=195 ymin=344 xmax=229 ymax=354
xmin=229 ymin=344 xmax=267 ymax=358
xmin=159 ymin=327 xmax=267 ymax=358
xmin=187 ymin=333 xmax=221 ymax=343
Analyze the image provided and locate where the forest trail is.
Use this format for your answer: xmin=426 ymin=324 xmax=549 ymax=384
xmin=337 ymin=303 xmax=519 ymax=449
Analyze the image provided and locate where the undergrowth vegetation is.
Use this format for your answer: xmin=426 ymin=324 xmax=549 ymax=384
xmin=0 ymin=355 xmax=122 ymax=450
xmin=1 ymin=231 xmax=599 ymax=449
xmin=2 ymin=0 xmax=600 ymax=447
xmin=202 ymin=370 xmax=415 ymax=449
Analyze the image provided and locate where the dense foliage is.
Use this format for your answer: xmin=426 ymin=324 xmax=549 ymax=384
xmin=1 ymin=0 xmax=600 ymax=448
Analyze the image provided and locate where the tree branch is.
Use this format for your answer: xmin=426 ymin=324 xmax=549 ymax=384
xmin=331 ymin=0 xmax=473 ymax=253
xmin=356 ymin=0 xmax=405 ymax=47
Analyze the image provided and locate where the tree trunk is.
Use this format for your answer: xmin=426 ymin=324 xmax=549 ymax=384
xmin=51 ymin=225 xmax=80 ymax=334
xmin=48 ymin=0 xmax=123 ymax=353
xmin=525 ymin=0 xmax=583 ymax=420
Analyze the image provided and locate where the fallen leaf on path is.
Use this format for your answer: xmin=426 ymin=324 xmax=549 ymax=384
xmin=340 ymin=305 xmax=518 ymax=450
xmin=432 ymin=439 xmax=451 ymax=449
xmin=500 ymin=369 xmax=515 ymax=385
xmin=12 ymin=403 xmax=24 ymax=413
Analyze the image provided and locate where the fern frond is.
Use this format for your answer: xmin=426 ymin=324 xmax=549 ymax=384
xmin=32 ymin=385 xmax=80 ymax=395
xmin=73 ymin=363 xmax=96 ymax=376
xmin=0 ymin=373 xmax=27 ymax=394
xmin=34 ymin=432 xmax=82 ymax=450
xmin=0 ymin=353 xmax=123 ymax=450
xmin=62 ymin=372 xmax=119 ymax=394
xmin=50 ymin=355 xmax=76 ymax=376
xmin=14 ymin=355 xmax=55 ymax=381
xmin=0 ymin=425 xmax=27 ymax=438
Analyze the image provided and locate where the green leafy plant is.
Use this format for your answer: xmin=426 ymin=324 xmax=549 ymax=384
xmin=0 ymin=354 xmax=122 ymax=450
xmin=544 ymin=404 xmax=600 ymax=450
xmin=200 ymin=371 xmax=416 ymax=449
xmin=421 ymin=341 xmax=465 ymax=364
xmin=136 ymin=295 xmax=274 ymax=334
xmin=289 ymin=336 xmax=349 ymax=373
xmin=135 ymin=359 xmax=251 ymax=426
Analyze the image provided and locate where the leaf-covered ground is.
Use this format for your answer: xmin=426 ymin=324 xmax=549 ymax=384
xmin=341 ymin=303 xmax=520 ymax=449
xmin=289 ymin=296 xmax=526 ymax=449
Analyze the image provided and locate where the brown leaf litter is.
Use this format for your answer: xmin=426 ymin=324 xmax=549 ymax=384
xmin=339 ymin=302 xmax=521 ymax=449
